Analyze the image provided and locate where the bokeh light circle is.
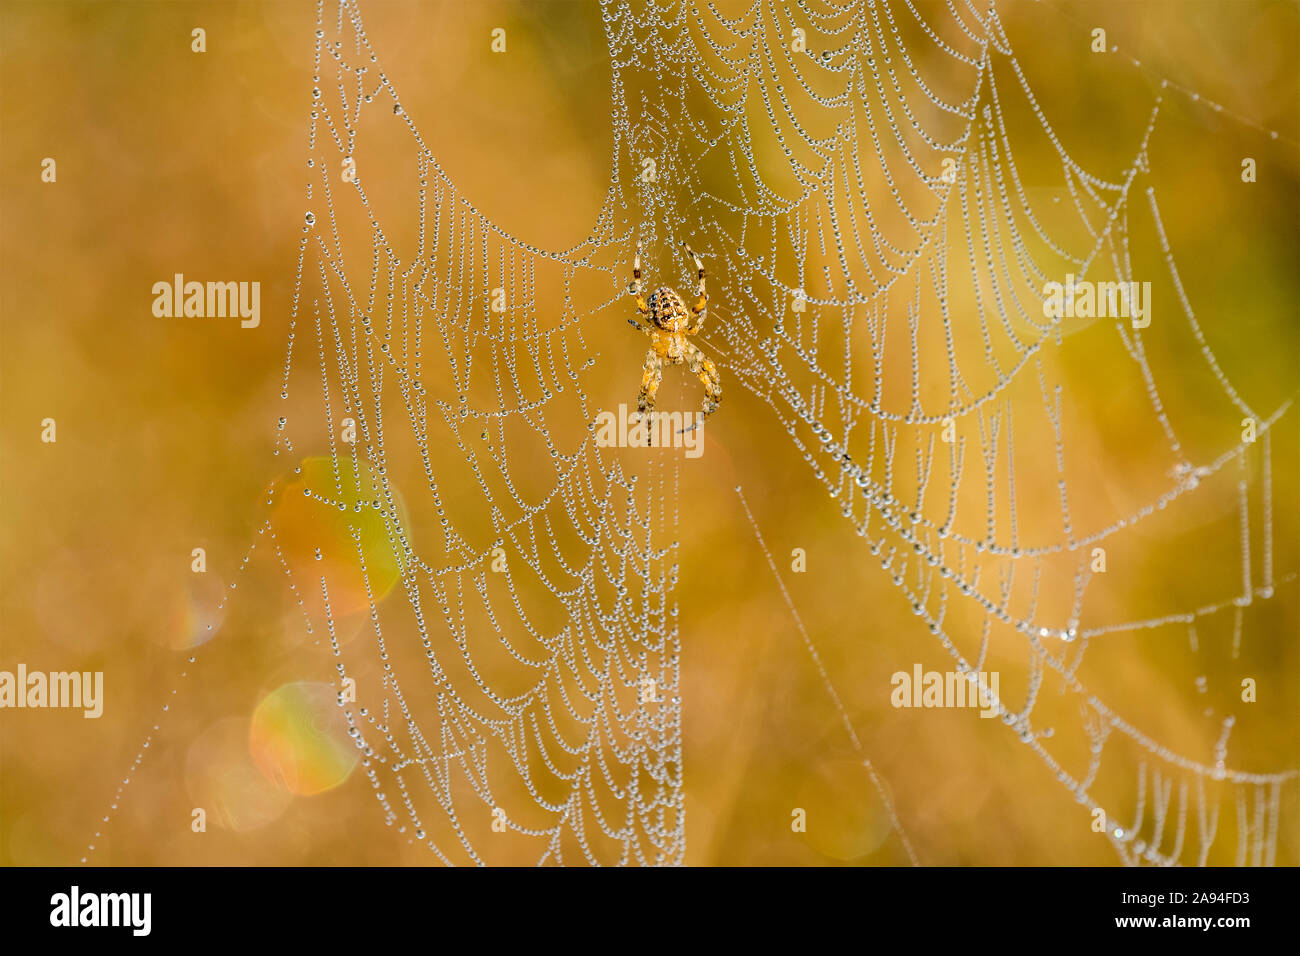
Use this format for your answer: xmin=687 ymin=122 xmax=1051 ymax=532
xmin=249 ymin=681 xmax=358 ymax=796
xmin=268 ymin=455 xmax=410 ymax=618
xmin=185 ymin=717 xmax=292 ymax=832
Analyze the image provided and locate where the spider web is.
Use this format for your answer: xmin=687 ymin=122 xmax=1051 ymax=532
xmin=247 ymin=0 xmax=1296 ymax=866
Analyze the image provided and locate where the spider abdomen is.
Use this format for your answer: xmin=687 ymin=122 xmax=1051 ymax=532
xmin=648 ymin=286 xmax=690 ymax=331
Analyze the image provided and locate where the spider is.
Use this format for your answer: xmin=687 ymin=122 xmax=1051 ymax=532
xmin=626 ymin=240 xmax=721 ymax=429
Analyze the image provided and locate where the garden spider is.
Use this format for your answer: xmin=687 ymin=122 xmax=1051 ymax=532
xmin=627 ymin=240 xmax=721 ymax=429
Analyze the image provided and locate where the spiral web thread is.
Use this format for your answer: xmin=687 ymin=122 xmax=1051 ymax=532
xmin=265 ymin=0 xmax=1295 ymax=866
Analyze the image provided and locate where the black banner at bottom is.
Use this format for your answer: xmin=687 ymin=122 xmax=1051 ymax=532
xmin=0 ymin=865 xmax=1288 ymax=943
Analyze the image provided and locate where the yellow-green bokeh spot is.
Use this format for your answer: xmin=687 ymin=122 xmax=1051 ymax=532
xmin=249 ymin=681 xmax=358 ymax=797
xmin=270 ymin=455 xmax=411 ymax=617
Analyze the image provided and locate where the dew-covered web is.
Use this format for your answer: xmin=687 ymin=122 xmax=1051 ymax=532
xmin=95 ymin=0 xmax=1293 ymax=866
xmin=656 ymin=0 xmax=1296 ymax=865
xmin=266 ymin=0 xmax=692 ymax=867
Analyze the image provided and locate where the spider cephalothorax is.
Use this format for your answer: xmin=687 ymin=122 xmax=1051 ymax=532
xmin=627 ymin=241 xmax=721 ymax=424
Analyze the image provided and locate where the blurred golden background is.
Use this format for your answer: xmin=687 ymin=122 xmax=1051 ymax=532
xmin=1 ymin=0 xmax=1297 ymax=866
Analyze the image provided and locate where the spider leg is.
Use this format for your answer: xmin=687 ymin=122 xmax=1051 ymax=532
xmin=630 ymin=240 xmax=649 ymax=314
xmin=680 ymin=241 xmax=707 ymax=331
xmin=636 ymin=349 xmax=664 ymax=443
xmin=684 ymin=341 xmax=721 ymax=418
